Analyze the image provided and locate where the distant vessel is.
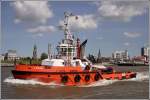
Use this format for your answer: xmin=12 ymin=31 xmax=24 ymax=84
xmin=117 ymin=63 xmax=149 ymax=66
xmin=12 ymin=12 xmax=136 ymax=86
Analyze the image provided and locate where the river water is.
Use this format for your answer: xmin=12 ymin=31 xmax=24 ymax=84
xmin=1 ymin=65 xmax=149 ymax=99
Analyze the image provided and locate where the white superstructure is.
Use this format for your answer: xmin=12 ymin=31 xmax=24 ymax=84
xmin=42 ymin=12 xmax=91 ymax=69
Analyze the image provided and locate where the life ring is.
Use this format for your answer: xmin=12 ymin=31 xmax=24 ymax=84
xmin=74 ymin=75 xmax=81 ymax=82
xmin=61 ymin=75 xmax=68 ymax=83
xmin=94 ymin=73 xmax=99 ymax=81
xmin=85 ymin=75 xmax=90 ymax=82
xmin=94 ymin=73 xmax=102 ymax=81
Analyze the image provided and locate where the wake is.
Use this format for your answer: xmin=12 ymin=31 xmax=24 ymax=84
xmin=80 ymin=71 xmax=149 ymax=87
xmin=4 ymin=77 xmax=64 ymax=86
xmin=4 ymin=71 xmax=149 ymax=87
xmin=127 ymin=71 xmax=149 ymax=81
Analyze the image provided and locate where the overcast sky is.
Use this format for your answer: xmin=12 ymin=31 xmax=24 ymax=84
xmin=1 ymin=1 xmax=149 ymax=57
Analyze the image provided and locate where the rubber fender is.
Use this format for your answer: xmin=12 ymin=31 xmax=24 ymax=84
xmin=85 ymin=75 xmax=90 ymax=82
xmin=74 ymin=75 xmax=81 ymax=82
xmin=61 ymin=75 xmax=69 ymax=83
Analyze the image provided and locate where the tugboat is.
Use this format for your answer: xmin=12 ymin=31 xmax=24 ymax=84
xmin=12 ymin=12 xmax=136 ymax=86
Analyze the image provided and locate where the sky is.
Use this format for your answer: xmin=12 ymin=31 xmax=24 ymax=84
xmin=1 ymin=1 xmax=149 ymax=57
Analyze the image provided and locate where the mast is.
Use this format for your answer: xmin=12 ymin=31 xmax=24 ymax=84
xmin=64 ymin=12 xmax=74 ymax=40
xmin=63 ymin=12 xmax=78 ymax=66
xmin=56 ymin=12 xmax=78 ymax=66
xmin=76 ymin=38 xmax=81 ymax=59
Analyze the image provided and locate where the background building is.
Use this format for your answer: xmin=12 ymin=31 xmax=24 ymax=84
xmin=48 ymin=43 xmax=51 ymax=59
xmin=132 ymin=56 xmax=145 ymax=64
xmin=4 ymin=50 xmax=20 ymax=60
xmin=0 ymin=54 xmax=5 ymax=61
xmin=97 ymin=49 xmax=102 ymax=63
xmin=32 ymin=44 xmax=37 ymax=59
xmin=112 ymin=50 xmax=129 ymax=61
xmin=141 ymin=46 xmax=149 ymax=56
xmin=141 ymin=46 xmax=149 ymax=62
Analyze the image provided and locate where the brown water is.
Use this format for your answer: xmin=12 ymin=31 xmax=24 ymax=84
xmin=1 ymin=65 xmax=149 ymax=99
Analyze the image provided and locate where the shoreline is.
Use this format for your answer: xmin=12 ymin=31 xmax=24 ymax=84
xmin=1 ymin=63 xmax=14 ymax=67
xmin=1 ymin=63 xmax=149 ymax=67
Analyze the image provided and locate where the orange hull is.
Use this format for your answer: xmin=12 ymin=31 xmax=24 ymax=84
xmin=12 ymin=64 xmax=136 ymax=86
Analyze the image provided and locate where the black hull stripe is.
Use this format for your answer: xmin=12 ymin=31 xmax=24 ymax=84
xmin=12 ymin=70 xmax=98 ymax=75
